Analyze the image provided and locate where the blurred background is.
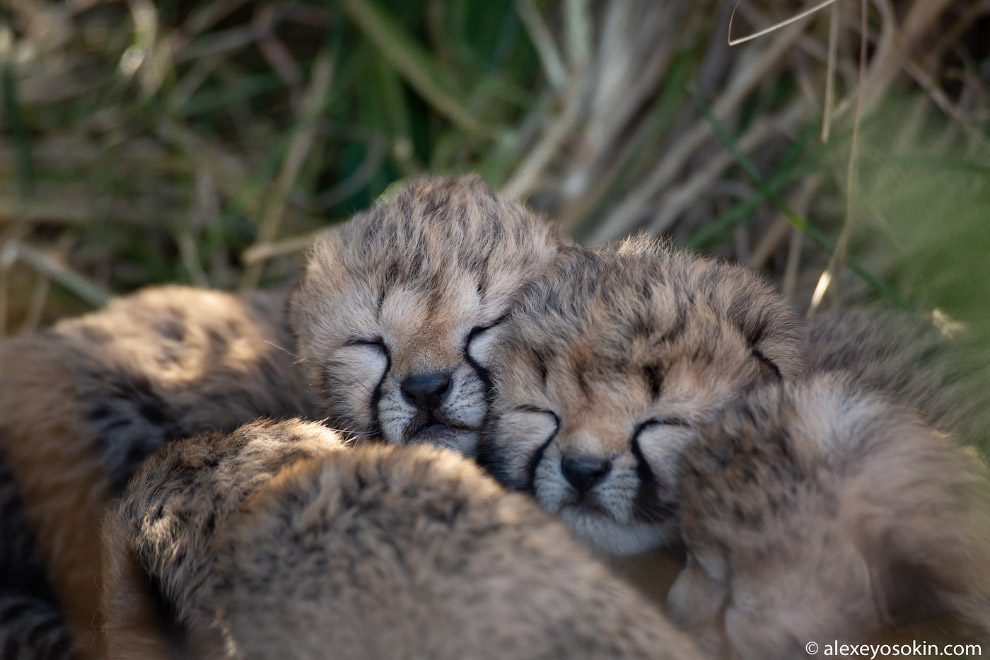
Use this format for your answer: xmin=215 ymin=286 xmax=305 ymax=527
xmin=1 ymin=0 xmax=987 ymax=353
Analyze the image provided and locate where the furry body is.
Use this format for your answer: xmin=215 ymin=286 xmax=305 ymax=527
xmin=101 ymin=419 xmax=702 ymax=660
xmin=670 ymin=373 xmax=990 ymax=658
xmin=0 ymin=286 xmax=313 ymax=657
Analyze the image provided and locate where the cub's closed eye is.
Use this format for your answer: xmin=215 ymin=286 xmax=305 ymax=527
xmin=502 ymin=405 xmax=560 ymax=443
xmin=346 ymin=337 xmax=388 ymax=352
xmin=636 ymin=417 xmax=690 ymax=434
xmin=465 ymin=319 xmax=506 ymax=366
xmin=514 ymin=405 xmax=559 ymax=422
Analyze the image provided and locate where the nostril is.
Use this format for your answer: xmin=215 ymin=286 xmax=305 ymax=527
xmin=400 ymin=372 xmax=452 ymax=411
xmin=561 ymin=455 xmax=612 ymax=493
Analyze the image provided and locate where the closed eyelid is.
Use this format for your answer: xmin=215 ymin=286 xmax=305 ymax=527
xmin=634 ymin=417 xmax=691 ymax=437
xmin=512 ymin=405 xmax=560 ymax=425
xmin=465 ymin=315 xmax=509 ymax=343
xmin=345 ymin=337 xmax=386 ymax=347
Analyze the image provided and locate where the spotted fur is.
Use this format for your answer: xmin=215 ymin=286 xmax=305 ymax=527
xmin=289 ymin=174 xmax=565 ymax=457
xmin=476 ymin=238 xmax=807 ymax=555
xmin=0 ymin=286 xmax=314 ymax=658
xmin=669 ymin=373 xmax=990 ymax=658
xmin=101 ymin=419 xmax=702 ymax=660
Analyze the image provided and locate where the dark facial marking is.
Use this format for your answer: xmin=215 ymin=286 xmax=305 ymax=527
xmin=751 ymin=348 xmax=782 ymax=382
xmin=343 ymin=337 xmax=391 ymax=436
xmin=463 ymin=318 xmax=507 ymax=399
xmin=643 ymin=364 xmax=664 ymax=401
xmin=630 ymin=424 xmax=678 ymax=524
xmin=522 ymin=408 xmax=561 ymax=494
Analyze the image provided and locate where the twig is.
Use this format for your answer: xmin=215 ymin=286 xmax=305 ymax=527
xmin=516 ymin=0 xmax=567 ymax=91
xmin=646 ymin=101 xmax=806 ymax=235
xmin=814 ymin=0 xmax=867 ymax=313
xmin=9 ymin=241 xmax=111 ymax=308
xmin=242 ymin=226 xmax=337 ymax=265
xmin=589 ymin=21 xmax=807 ymax=245
xmin=821 ymin=0 xmax=840 ymax=142
xmin=728 ymin=0 xmax=837 ymax=46
xmin=502 ymin=79 xmax=583 ymax=201
xmin=240 ymin=47 xmax=335 ymax=289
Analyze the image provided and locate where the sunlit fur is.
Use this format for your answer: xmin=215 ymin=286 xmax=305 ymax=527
xmin=0 ymin=287 xmax=313 ymax=658
xmin=101 ymin=419 xmax=702 ymax=660
xmin=477 ymin=238 xmax=807 ymax=556
xmin=289 ymin=174 xmax=564 ymax=457
xmin=670 ymin=373 xmax=990 ymax=659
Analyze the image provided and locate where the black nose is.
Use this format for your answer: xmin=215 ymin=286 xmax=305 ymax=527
xmin=561 ymin=455 xmax=612 ymax=493
xmin=401 ymin=372 xmax=452 ymax=412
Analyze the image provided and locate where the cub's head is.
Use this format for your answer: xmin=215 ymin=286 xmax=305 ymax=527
xmin=290 ymin=175 xmax=563 ymax=456
xmin=476 ymin=238 xmax=806 ymax=555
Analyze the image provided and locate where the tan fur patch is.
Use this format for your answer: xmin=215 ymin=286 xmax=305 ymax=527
xmin=0 ymin=286 xmax=313 ymax=656
xmin=102 ymin=419 xmax=703 ymax=659
xmin=671 ymin=373 xmax=990 ymax=658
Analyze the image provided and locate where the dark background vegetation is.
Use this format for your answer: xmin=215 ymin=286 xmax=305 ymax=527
xmin=1 ymin=1 xmax=988 ymax=391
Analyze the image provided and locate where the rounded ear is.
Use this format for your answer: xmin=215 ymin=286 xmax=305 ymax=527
xmin=716 ymin=263 xmax=807 ymax=381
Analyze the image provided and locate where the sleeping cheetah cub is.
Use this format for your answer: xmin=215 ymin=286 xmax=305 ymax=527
xmin=289 ymin=174 xmax=565 ymax=457
xmin=476 ymin=239 xmax=807 ymax=555
xmin=101 ymin=419 xmax=703 ymax=660
xmin=669 ymin=373 xmax=990 ymax=659
xmin=0 ymin=286 xmax=312 ymax=658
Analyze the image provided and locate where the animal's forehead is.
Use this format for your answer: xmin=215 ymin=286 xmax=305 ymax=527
xmin=504 ymin=293 xmax=740 ymax=368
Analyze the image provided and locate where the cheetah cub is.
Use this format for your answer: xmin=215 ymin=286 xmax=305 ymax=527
xmin=476 ymin=239 xmax=807 ymax=555
xmin=669 ymin=373 xmax=990 ymax=659
xmin=101 ymin=419 xmax=703 ymax=660
xmin=289 ymin=174 xmax=565 ymax=457
xmin=0 ymin=286 xmax=312 ymax=658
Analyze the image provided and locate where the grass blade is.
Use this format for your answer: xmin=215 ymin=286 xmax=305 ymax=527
xmin=689 ymin=86 xmax=907 ymax=308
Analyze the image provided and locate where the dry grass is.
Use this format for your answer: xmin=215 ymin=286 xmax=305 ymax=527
xmin=0 ymin=0 xmax=987 ymax=335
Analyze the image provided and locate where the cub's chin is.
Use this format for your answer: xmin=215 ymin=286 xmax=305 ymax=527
xmin=404 ymin=424 xmax=481 ymax=457
xmin=554 ymin=505 xmax=676 ymax=556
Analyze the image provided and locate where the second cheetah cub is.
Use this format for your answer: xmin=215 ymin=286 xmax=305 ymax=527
xmin=476 ymin=239 xmax=807 ymax=555
xmin=101 ymin=419 xmax=702 ymax=660
xmin=669 ymin=373 xmax=990 ymax=659
xmin=289 ymin=174 xmax=565 ymax=456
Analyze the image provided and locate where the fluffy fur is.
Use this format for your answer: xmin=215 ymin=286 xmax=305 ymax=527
xmin=101 ymin=419 xmax=702 ymax=660
xmin=808 ymin=307 xmax=987 ymax=446
xmin=289 ymin=174 xmax=565 ymax=457
xmin=0 ymin=286 xmax=313 ymax=658
xmin=476 ymin=239 xmax=807 ymax=555
xmin=669 ymin=373 xmax=990 ymax=659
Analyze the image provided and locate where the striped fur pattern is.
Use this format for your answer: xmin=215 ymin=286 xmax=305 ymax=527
xmin=670 ymin=373 xmax=990 ymax=658
xmin=477 ymin=238 xmax=807 ymax=556
xmin=0 ymin=593 xmax=76 ymax=660
xmin=0 ymin=286 xmax=314 ymax=658
xmin=0 ymin=450 xmax=75 ymax=660
xmin=101 ymin=419 xmax=703 ymax=660
xmin=289 ymin=174 xmax=565 ymax=457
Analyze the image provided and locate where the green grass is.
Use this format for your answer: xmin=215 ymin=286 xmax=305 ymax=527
xmin=1 ymin=0 xmax=987 ymax=344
